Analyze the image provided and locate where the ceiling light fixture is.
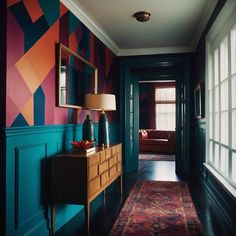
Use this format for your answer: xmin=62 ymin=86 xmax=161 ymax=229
xmin=133 ymin=11 xmax=151 ymax=22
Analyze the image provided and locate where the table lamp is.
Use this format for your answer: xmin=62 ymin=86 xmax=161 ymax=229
xmin=85 ymin=94 xmax=116 ymax=147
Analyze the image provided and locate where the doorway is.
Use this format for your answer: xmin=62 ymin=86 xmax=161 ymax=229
xmin=120 ymin=56 xmax=192 ymax=177
xmin=139 ymin=81 xmax=176 ymax=163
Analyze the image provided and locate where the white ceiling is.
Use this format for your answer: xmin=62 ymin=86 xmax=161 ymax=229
xmin=61 ymin=0 xmax=218 ymax=56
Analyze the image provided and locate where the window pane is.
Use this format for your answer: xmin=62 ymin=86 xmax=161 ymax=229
xmin=220 ymin=147 xmax=229 ymax=176
xmin=209 ymin=141 xmax=213 ymax=162
xmin=232 ymin=110 xmax=236 ymax=149
xmin=208 ymin=54 xmax=213 ymax=89
xmin=214 ymin=112 xmax=219 ymax=141
xmin=155 ymin=88 xmax=175 ymax=101
xmin=215 ymin=86 xmax=219 ymax=112
xmin=220 ymin=37 xmax=228 ymax=81
xmin=232 ymin=152 xmax=236 ymax=182
xmin=156 ymin=104 xmax=175 ymax=131
xmin=220 ymin=80 xmax=228 ymax=110
xmin=231 ymin=26 xmax=236 ymax=75
xmin=214 ymin=143 xmax=219 ymax=168
xmin=209 ymin=90 xmax=213 ymax=113
xmin=209 ymin=114 xmax=213 ymax=139
xmin=221 ymin=111 xmax=228 ymax=145
xmin=232 ymin=75 xmax=236 ymax=109
xmin=214 ymin=49 xmax=219 ymax=86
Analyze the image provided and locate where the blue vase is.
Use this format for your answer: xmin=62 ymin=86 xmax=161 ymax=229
xmin=82 ymin=114 xmax=94 ymax=141
xmin=98 ymin=112 xmax=109 ymax=146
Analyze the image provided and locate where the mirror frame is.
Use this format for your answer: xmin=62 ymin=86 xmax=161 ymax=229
xmin=57 ymin=43 xmax=98 ymax=109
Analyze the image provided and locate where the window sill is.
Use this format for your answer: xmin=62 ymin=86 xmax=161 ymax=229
xmin=203 ymin=163 xmax=236 ymax=199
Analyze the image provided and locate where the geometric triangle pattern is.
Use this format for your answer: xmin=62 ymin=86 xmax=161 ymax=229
xmin=6 ymin=0 xmax=118 ymax=127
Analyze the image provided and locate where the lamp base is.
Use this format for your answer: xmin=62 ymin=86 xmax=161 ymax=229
xmin=98 ymin=111 xmax=109 ymax=147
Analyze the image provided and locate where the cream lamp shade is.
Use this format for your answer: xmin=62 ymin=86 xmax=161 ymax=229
xmin=85 ymin=94 xmax=116 ymax=111
xmin=84 ymin=93 xmax=116 ymax=147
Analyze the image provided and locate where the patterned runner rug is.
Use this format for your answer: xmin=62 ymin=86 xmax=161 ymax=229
xmin=109 ymin=180 xmax=202 ymax=236
xmin=139 ymin=153 xmax=175 ymax=161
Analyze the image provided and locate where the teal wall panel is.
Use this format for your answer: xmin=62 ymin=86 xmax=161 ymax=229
xmin=5 ymin=123 xmax=120 ymax=235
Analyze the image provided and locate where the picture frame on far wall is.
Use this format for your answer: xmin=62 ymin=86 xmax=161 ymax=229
xmin=194 ymin=84 xmax=201 ymax=119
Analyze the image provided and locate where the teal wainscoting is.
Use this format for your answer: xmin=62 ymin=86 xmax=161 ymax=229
xmin=193 ymin=119 xmax=206 ymax=173
xmin=194 ymin=119 xmax=236 ymax=234
xmin=5 ymin=123 xmax=119 ymax=236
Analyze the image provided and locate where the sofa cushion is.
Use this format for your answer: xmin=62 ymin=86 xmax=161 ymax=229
xmin=140 ymin=138 xmax=168 ymax=146
xmin=147 ymin=130 xmax=170 ymax=139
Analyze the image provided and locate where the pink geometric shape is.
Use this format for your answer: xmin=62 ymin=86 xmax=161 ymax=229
xmin=7 ymin=9 xmax=24 ymax=70
xmin=7 ymin=66 xmax=32 ymax=111
xmin=6 ymin=96 xmax=20 ymax=127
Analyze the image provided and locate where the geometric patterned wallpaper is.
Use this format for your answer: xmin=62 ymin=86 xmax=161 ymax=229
xmin=6 ymin=0 xmax=118 ymax=127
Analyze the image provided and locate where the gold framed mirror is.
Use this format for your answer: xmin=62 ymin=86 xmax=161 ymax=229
xmin=57 ymin=43 xmax=97 ymax=109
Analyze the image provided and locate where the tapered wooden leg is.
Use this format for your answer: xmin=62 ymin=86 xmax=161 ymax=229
xmin=51 ymin=205 xmax=55 ymax=236
xmin=120 ymin=173 xmax=123 ymax=195
xmin=85 ymin=203 xmax=90 ymax=232
xmin=103 ymin=189 xmax=106 ymax=204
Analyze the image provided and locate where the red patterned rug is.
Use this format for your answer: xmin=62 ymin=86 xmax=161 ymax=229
xmin=139 ymin=153 xmax=175 ymax=161
xmin=109 ymin=181 xmax=202 ymax=236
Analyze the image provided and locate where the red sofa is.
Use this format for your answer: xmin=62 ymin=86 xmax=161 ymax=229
xmin=139 ymin=129 xmax=176 ymax=154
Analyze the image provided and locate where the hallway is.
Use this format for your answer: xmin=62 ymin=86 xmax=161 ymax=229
xmin=56 ymin=160 xmax=232 ymax=236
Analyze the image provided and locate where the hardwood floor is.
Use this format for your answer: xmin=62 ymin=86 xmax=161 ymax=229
xmin=56 ymin=159 xmax=231 ymax=236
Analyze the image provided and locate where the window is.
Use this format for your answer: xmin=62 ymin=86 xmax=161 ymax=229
xmin=206 ymin=1 xmax=236 ymax=192
xmin=155 ymin=87 xmax=176 ymax=130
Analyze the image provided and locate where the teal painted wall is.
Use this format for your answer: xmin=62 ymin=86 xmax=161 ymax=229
xmin=1 ymin=1 xmax=120 ymax=235
xmin=5 ymin=124 xmax=119 ymax=235
xmin=192 ymin=0 xmax=236 ymax=233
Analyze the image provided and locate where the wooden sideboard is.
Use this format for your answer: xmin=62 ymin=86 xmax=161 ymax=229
xmin=50 ymin=143 xmax=122 ymax=235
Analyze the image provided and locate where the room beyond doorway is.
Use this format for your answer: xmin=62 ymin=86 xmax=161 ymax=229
xmin=139 ymin=81 xmax=176 ymax=162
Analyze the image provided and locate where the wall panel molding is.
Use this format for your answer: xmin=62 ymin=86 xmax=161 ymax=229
xmin=5 ymin=123 xmax=119 ymax=235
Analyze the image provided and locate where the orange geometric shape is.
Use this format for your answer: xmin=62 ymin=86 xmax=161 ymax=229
xmin=15 ymin=57 xmax=40 ymax=93
xmin=23 ymin=0 xmax=43 ymax=23
xmin=21 ymin=97 xmax=34 ymax=125
xmin=7 ymin=0 xmax=20 ymax=7
xmin=69 ymin=32 xmax=78 ymax=54
xmin=16 ymin=20 xmax=59 ymax=88
xmin=60 ymin=2 xmax=68 ymax=17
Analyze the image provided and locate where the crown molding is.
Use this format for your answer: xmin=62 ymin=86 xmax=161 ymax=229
xmin=206 ymin=0 xmax=236 ymax=42
xmin=117 ymin=46 xmax=193 ymax=56
xmin=60 ymin=0 xmax=119 ymax=55
xmin=191 ymin=0 xmax=218 ymax=50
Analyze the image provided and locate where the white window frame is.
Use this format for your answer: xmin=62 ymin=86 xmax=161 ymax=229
xmin=205 ymin=0 xmax=236 ymax=197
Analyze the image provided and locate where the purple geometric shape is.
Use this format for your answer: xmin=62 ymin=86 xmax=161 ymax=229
xmin=7 ymin=9 xmax=24 ymax=70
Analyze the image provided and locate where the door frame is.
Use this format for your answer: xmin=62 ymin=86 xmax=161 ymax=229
xmin=120 ymin=54 xmax=193 ymax=177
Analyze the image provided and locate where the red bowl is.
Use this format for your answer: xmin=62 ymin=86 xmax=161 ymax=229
xmin=71 ymin=140 xmax=94 ymax=149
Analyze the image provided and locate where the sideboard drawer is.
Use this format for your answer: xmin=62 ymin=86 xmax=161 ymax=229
xmin=89 ymin=153 xmax=100 ymax=166
xmin=101 ymin=170 xmax=109 ymax=186
xmin=117 ymin=162 xmax=122 ymax=173
xmin=89 ymin=164 xmax=98 ymax=180
xmin=100 ymin=151 xmax=106 ymax=162
xmin=110 ymin=165 xmax=117 ymax=178
xmin=89 ymin=176 xmax=100 ymax=195
xmin=117 ymin=153 xmax=122 ymax=162
xmin=105 ymin=149 xmax=111 ymax=159
xmin=98 ymin=161 xmax=109 ymax=174
xmin=109 ymin=156 xmax=117 ymax=167
xmin=117 ymin=144 xmax=122 ymax=152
